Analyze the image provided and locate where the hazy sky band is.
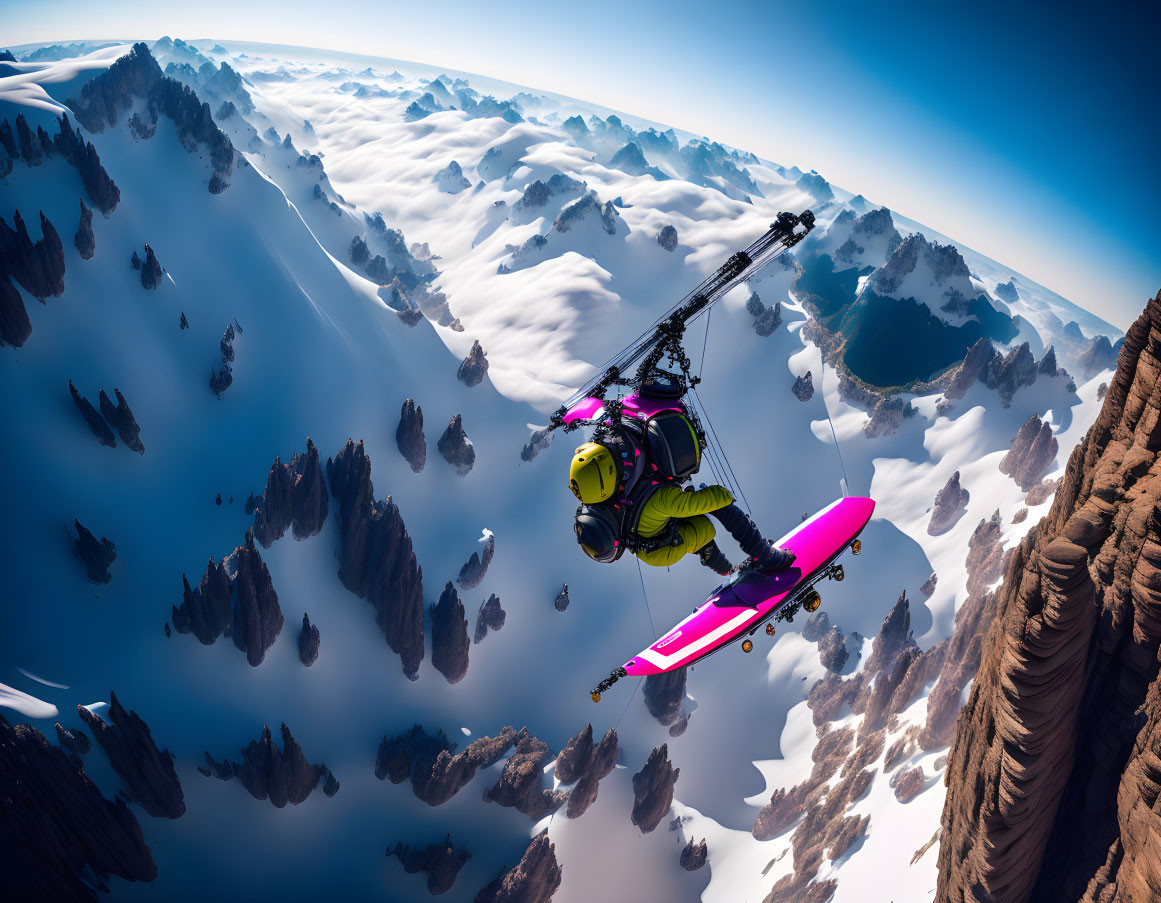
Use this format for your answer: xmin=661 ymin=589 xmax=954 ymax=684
xmin=6 ymin=0 xmax=1157 ymax=327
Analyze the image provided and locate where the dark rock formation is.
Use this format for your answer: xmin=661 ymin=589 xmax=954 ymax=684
xmin=396 ymin=398 xmax=427 ymax=473
xmin=920 ymin=572 xmax=938 ymax=597
xmin=1074 ymin=333 xmax=1118 ymax=380
xmin=999 ymin=414 xmax=1058 ymax=491
xmin=437 ymin=414 xmax=476 ymax=476
xmin=68 ymin=381 xmax=115 ymax=447
xmin=139 ymin=244 xmax=163 ymax=289
xmin=55 ymin=723 xmax=91 ymax=758
xmin=817 ymin=626 xmax=848 ymax=672
xmin=644 ymin=669 xmax=685 ymax=727
xmin=98 ymin=388 xmax=144 ymax=453
xmin=802 ymin=610 xmax=830 ymax=642
xmin=298 ymin=613 xmax=320 ymax=666
xmin=457 ymin=531 xmax=494 ymax=589
xmin=458 ymin=340 xmax=489 ymax=386
xmin=78 ymin=692 xmax=185 ymax=818
xmin=864 ymin=395 xmax=913 ymax=438
xmin=553 ymin=191 xmax=619 ymax=235
xmin=179 ymin=311 xmax=188 ymax=329
xmin=631 ymin=744 xmax=678 ymax=833
xmin=327 ymin=440 xmax=424 ymax=679
xmin=1025 ymin=477 xmax=1061 ymax=507
xmin=927 ymin=470 xmax=969 ymax=535
xmin=51 ymin=116 xmax=120 ymax=213
xmin=432 ymin=582 xmax=470 ymax=684
xmin=74 ymin=199 xmax=95 ymax=259
xmin=388 ymin=837 xmax=471 ymax=895
xmin=473 ymin=594 xmax=505 ymax=643
xmin=72 ymin=519 xmax=116 ymax=584
xmin=521 ymin=426 xmax=552 ymax=462
xmin=0 ymin=275 xmax=31 ymax=347
xmin=0 ymin=209 xmax=65 ymax=299
xmin=226 ymin=723 xmax=329 ymax=807
xmin=680 ymin=837 xmax=708 ymax=870
xmin=210 ymin=323 xmax=235 ymax=397
xmin=252 ymin=439 xmax=329 ymax=545
xmin=554 ymin=584 xmax=569 ymax=611
xmin=555 ymin=724 xmax=618 ymax=818
xmin=130 ymin=250 xmax=140 ymax=269
xmin=893 ymin=766 xmax=924 ymax=803
xmin=474 ymin=831 xmax=561 ymax=903
xmin=484 ymin=734 xmax=566 ymax=820
xmin=230 ymin=534 xmax=284 ymax=667
xmin=792 ymin=371 xmax=814 ymax=402
xmin=657 ymin=224 xmax=678 ymax=251
xmin=376 ymin=724 xmax=517 ymax=806
xmin=935 ymin=289 xmax=1161 ymax=903
xmin=0 ymin=713 xmax=158 ymax=899
xmin=69 ymin=43 xmax=235 ymax=192
xmin=172 ymin=557 xmax=232 ymax=644
xmin=942 ymin=338 xmax=1067 ymax=407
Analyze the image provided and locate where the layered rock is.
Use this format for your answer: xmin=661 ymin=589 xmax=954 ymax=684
xmin=78 ymin=692 xmax=185 ymax=818
xmin=473 ymin=594 xmax=505 ymax=643
xmin=554 ymin=724 xmax=619 ymax=818
xmin=999 ymin=413 xmax=1058 ymax=490
xmin=388 ymin=837 xmax=471 ymax=895
xmin=483 ymin=734 xmax=566 ymax=820
xmin=792 ymin=371 xmax=814 ymax=402
xmin=298 ymin=613 xmax=320 ymax=666
xmin=376 ymin=724 xmax=517 ymax=806
xmin=327 ymin=440 xmax=424 ymax=678
xmin=98 ymin=388 xmax=144 ymax=453
xmin=437 ymin=414 xmax=476 ymax=476
xmin=458 ymin=340 xmax=489 ymax=387
xmin=252 ymin=439 xmax=329 ymax=546
xmin=220 ymin=723 xmax=331 ymax=807
xmin=631 ymin=744 xmax=678 ymax=833
xmin=0 ymin=209 xmax=65 ymax=299
xmin=457 ymin=530 xmax=494 ymax=589
xmin=0 ymin=713 xmax=157 ymax=899
xmin=396 ymin=398 xmax=427 ymax=473
xmin=74 ymin=199 xmax=95 ymax=259
xmin=474 ymin=832 xmax=562 ymax=903
xmin=927 ymin=471 xmax=969 ymax=535
xmin=72 ymin=519 xmax=116 ymax=584
xmin=432 ymin=582 xmax=470 ymax=684
xmin=935 ymin=289 xmax=1161 ymax=903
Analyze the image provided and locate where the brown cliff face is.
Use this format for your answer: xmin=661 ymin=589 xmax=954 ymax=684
xmin=936 ymin=290 xmax=1161 ymax=903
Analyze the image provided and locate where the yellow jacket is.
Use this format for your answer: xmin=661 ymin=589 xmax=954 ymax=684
xmin=635 ymin=484 xmax=734 ymax=567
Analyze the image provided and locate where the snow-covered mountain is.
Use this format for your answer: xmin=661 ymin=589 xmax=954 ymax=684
xmin=0 ymin=37 xmax=1129 ymax=903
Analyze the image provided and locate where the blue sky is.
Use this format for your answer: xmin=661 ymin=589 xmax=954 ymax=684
xmin=8 ymin=0 xmax=1157 ymax=326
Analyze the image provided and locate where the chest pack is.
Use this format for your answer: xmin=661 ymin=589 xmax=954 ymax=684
xmin=572 ymin=408 xmax=703 ymax=563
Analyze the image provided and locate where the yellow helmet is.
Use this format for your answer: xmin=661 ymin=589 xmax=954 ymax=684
xmin=569 ymin=443 xmax=618 ymax=503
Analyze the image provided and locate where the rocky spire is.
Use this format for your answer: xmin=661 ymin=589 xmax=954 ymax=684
xmin=387 ymin=837 xmax=471 ymax=895
xmin=927 ymin=470 xmax=969 ymax=535
xmin=0 ymin=276 xmax=30 ymax=347
xmin=457 ymin=339 xmax=489 ymax=387
xmin=396 ymin=398 xmax=426 ymax=473
xmin=457 ymin=529 xmax=494 ymax=589
xmin=483 ymin=733 xmax=566 ymax=820
xmin=473 ymin=594 xmax=505 ymax=643
xmin=431 ymin=582 xmax=470 ymax=684
xmin=230 ymin=533 xmax=284 ymax=667
xmin=474 ymin=832 xmax=562 ymax=903
xmin=999 ymin=414 xmax=1058 ymax=490
xmin=252 ymin=439 xmax=328 ymax=546
xmin=139 ymin=243 xmax=163 ymax=289
xmin=0 ymin=210 xmax=65 ymax=299
xmin=554 ymin=723 xmax=619 ymax=818
xmin=298 ymin=613 xmax=320 ymax=666
xmin=68 ymin=380 xmax=116 ymax=447
xmin=437 ymin=413 xmax=475 ymax=476
xmin=73 ymin=199 xmax=95 ymax=259
xmin=375 ymin=724 xmax=517 ymax=806
xmin=936 ymin=289 xmax=1161 ymax=903
xmin=631 ymin=744 xmax=678 ymax=833
xmin=72 ymin=519 xmax=116 ymax=584
xmin=98 ymin=388 xmax=144 ymax=453
xmin=221 ymin=723 xmax=331 ymax=807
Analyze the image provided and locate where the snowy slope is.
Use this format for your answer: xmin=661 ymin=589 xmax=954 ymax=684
xmin=0 ymin=40 xmax=1124 ymax=903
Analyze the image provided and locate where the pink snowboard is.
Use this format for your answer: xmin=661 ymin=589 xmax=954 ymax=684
xmin=622 ymin=496 xmax=875 ymax=676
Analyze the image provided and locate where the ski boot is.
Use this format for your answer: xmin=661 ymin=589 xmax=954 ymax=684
xmin=698 ymin=540 xmax=733 ymax=576
xmin=710 ymin=504 xmax=796 ymax=574
xmin=736 ymin=543 xmax=797 ymax=574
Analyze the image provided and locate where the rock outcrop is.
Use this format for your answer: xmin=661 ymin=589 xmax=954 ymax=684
xmin=817 ymin=625 xmax=849 ymax=672
xmin=942 ymin=338 xmax=1070 ymax=407
xmin=52 ymin=115 xmax=120 ymax=213
xmin=327 ymin=440 xmax=424 ymax=678
xmin=483 ymin=733 xmax=566 ymax=820
xmin=521 ymin=426 xmax=552 ymax=462
xmin=396 ymin=398 xmax=427 ymax=473
xmin=210 ymin=323 xmax=236 ymax=397
xmin=999 ymin=414 xmax=1058 ymax=491
xmin=55 ymin=723 xmax=91 ymax=758
xmin=388 ymin=837 xmax=471 ymax=895
xmin=631 ymin=744 xmax=678 ymax=833
xmin=72 ymin=519 xmax=116 ymax=584
xmin=457 ymin=340 xmax=489 ymax=387
xmin=473 ymin=594 xmax=505 ymax=644
xmin=172 ymin=557 xmax=232 ymax=644
xmin=474 ymin=832 xmax=562 ymax=903
xmin=680 ymin=838 xmax=708 ymax=870
xmin=0 ymin=209 xmax=65 ymax=299
xmin=1073 ymin=334 xmax=1119 ymax=380
xmin=0 ymin=713 xmax=158 ymax=899
xmin=252 ymin=439 xmax=329 ymax=545
xmin=927 ymin=471 xmax=969 ymax=535
xmin=792 ymin=371 xmax=814 ymax=402
xmin=554 ymin=724 xmax=619 ymax=818
xmin=0 ymin=274 xmax=31 ymax=347
xmin=139 ymin=244 xmax=163 ymax=289
xmin=74 ymin=199 xmax=95 ymax=259
xmin=78 ymin=692 xmax=185 ymax=818
xmin=657 ymin=224 xmax=678 ymax=251
xmin=218 ymin=723 xmax=331 ymax=807
xmin=432 ymin=582 xmax=470 ymax=684
xmin=376 ymin=724 xmax=517 ymax=806
xmin=802 ymin=610 xmax=831 ymax=642
xmin=644 ymin=669 xmax=686 ymax=729
xmin=98 ymin=388 xmax=144 ymax=453
xmin=935 ymin=289 xmax=1161 ymax=903
xmin=298 ymin=613 xmax=320 ymax=666
xmin=437 ymin=414 xmax=476 ymax=476
xmin=457 ymin=530 xmax=494 ymax=589
xmin=553 ymin=584 xmax=570 ymax=612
